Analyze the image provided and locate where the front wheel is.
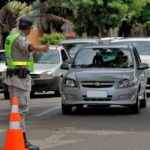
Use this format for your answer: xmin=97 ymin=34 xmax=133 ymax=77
xmin=140 ymin=100 xmax=146 ymax=108
xmin=140 ymin=92 xmax=147 ymax=108
xmin=130 ymin=98 xmax=140 ymax=114
xmin=62 ymin=104 xmax=72 ymax=115
xmin=54 ymin=89 xmax=61 ymax=96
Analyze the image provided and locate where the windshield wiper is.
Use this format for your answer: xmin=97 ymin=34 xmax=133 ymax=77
xmin=72 ymin=64 xmax=89 ymax=68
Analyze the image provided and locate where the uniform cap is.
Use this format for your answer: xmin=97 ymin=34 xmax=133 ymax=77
xmin=19 ymin=16 xmax=33 ymax=29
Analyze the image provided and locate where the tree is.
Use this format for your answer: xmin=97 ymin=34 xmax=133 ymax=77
xmin=0 ymin=1 xmax=32 ymax=48
xmin=31 ymin=0 xmax=73 ymax=34
xmin=67 ymin=0 xmax=129 ymax=37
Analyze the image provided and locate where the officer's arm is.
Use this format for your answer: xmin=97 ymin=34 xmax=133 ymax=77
xmin=29 ymin=43 xmax=49 ymax=52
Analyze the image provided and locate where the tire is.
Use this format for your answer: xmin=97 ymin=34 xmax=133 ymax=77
xmin=54 ymin=89 xmax=61 ymax=96
xmin=130 ymin=98 xmax=140 ymax=114
xmin=4 ymin=91 xmax=10 ymax=99
xmin=62 ymin=104 xmax=72 ymax=115
xmin=140 ymin=92 xmax=147 ymax=108
xmin=55 ymin=77 xmax=62 ymax=96
xmin=30 ymin=91 xmax=35 ymax=98
xmin=140 ymin=99 xmax=146 ymax=108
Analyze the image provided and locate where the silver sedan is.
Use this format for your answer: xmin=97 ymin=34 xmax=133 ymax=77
xmin=60 ymin=45 xmax=148 ymax=114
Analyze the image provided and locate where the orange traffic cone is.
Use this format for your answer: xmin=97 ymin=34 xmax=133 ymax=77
xmin=3 ymin=112 xmax=28 ymax=150
xmin=1 ymin=96 xmax=28 ymax=150
xmin=11 ymin=96 xmax=19 ymax=113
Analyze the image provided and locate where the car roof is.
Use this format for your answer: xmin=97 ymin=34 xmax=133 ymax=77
xmin=111 ymin=37 xmax=150 ymax=43
xmin=59 ymin=38 xmax=100 ymax=44
xmin=82 ymin=44 xmax=131 ymax=49
xmin=49 ymin=45 xmax=65 ymax=51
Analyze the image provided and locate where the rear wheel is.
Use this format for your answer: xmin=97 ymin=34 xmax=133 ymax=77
xmin=62 ymin=104 xmax=72 ymax=115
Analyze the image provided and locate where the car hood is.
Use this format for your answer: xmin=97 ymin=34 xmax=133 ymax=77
xmin=68 ymin=68 xmax=135 ymax=82
xmin=32 ymin=63 xmax=59 ymax=74
xmin=140 ymin=55 xmax=150 ymax=66
xmin=0 ymin=63 xmax=7 ymax=72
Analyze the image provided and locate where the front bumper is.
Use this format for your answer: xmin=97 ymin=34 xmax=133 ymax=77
xmin=61 ymin=86 xmax=139 ymax=106
xmin=31 ymin=77 xmax=59 ymax=92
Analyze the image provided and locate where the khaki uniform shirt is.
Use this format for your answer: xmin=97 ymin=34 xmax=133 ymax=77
xmin=4 ymin=30 xmax=32 ymax=92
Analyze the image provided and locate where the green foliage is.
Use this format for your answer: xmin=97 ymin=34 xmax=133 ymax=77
xmin=0 ymin=1 xmax=32 ymax=32
xmin=40 ymin=33 xmax=65 ymax=45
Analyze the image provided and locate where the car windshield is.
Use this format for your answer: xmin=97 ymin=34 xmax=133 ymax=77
xmin=61 ymin=43 xmax=97 ymax=56
xmin=72 ymin=47 xmax=133 ymax=68
xmin=112 ymin=41 xmax=150 ymax=55
xmin=33 ymin=50 xmax=60 ymax=64
xmin=0 ymin=51 xmax=6 ymax=62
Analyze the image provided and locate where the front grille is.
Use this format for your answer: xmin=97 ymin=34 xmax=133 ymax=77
xmin=81 ymin=81 xmax=114 ymax=88
xmin=146 ymin=86 xmax=150 ymax=90
xmin=83 ymin=95 xmax=112 ymax=101
xmin=30 ymin=74 xmax=40 ymax=79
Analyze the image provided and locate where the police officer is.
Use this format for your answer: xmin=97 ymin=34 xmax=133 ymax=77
xmin=4 ymin=16 xmax=49 ymax=150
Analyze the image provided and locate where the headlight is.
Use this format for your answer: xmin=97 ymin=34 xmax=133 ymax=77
xmin=64 ymin=78 xmax=77 ymax=87
xmin=40 ymin=71 xmax=53 ymax=78
xmin=118 ymin=79 xmax=134 ymax=88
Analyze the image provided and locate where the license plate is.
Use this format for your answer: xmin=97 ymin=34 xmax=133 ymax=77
xmin=87 ymin=91 xmax=107 ymax=98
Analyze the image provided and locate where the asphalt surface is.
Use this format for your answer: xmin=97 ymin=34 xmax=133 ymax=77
xmin=1 ymin=93 xmax=150 ymax=150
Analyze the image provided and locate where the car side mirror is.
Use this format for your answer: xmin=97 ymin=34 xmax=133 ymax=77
xmin=65 ymin=59 xmax=72 ymax=64
xmin=137 ymin=63 xmax=149 ymax=70
xmin=60 ymin=62 xmax=70 ymax=70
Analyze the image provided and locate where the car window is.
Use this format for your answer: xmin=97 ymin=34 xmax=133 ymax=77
xmin=61 ymin=50 xmax=68 ymax=62
xmin=33 ymin=50 xmax=60 ymax=64
xmin=0 ymin=51 xmax=6 ymax=62
xmin=72 ymin=47 xmax=133 ymax=68
xmin=112 ymin=41 xmax=150 ymax=55
xmin=133 ymin=41 xmax=150 ymax=55
xmin=61 ymin=43 xmax=98 ymax=56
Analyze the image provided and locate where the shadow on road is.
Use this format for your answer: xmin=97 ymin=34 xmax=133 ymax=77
xmin=69 ymin=106 xmax=138 ymax=116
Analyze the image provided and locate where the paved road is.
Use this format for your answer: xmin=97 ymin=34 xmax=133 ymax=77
xmin=1 ymin=93 xmax=150 ymax=150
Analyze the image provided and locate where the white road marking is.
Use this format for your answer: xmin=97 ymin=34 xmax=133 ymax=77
xmin=31 ymin=128 xmax=134 ymax=149
xmin=32 ymin=130 xmax=81 ymax=149
xmin=35 ymin=106 xmax=61 ymax=117
xmin=71 ymin=129 xmax=130 ymax=135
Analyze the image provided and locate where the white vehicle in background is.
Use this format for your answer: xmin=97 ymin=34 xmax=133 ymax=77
xmin=30 ymin=45 xmax=71 ymax=97
xmin=101 ymin=37 xmax=123 ymax=44
xmin=111 ymin=38 xmax=150 ymax=97
xmin=2 ymin=45 xmax=71 ymax=98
